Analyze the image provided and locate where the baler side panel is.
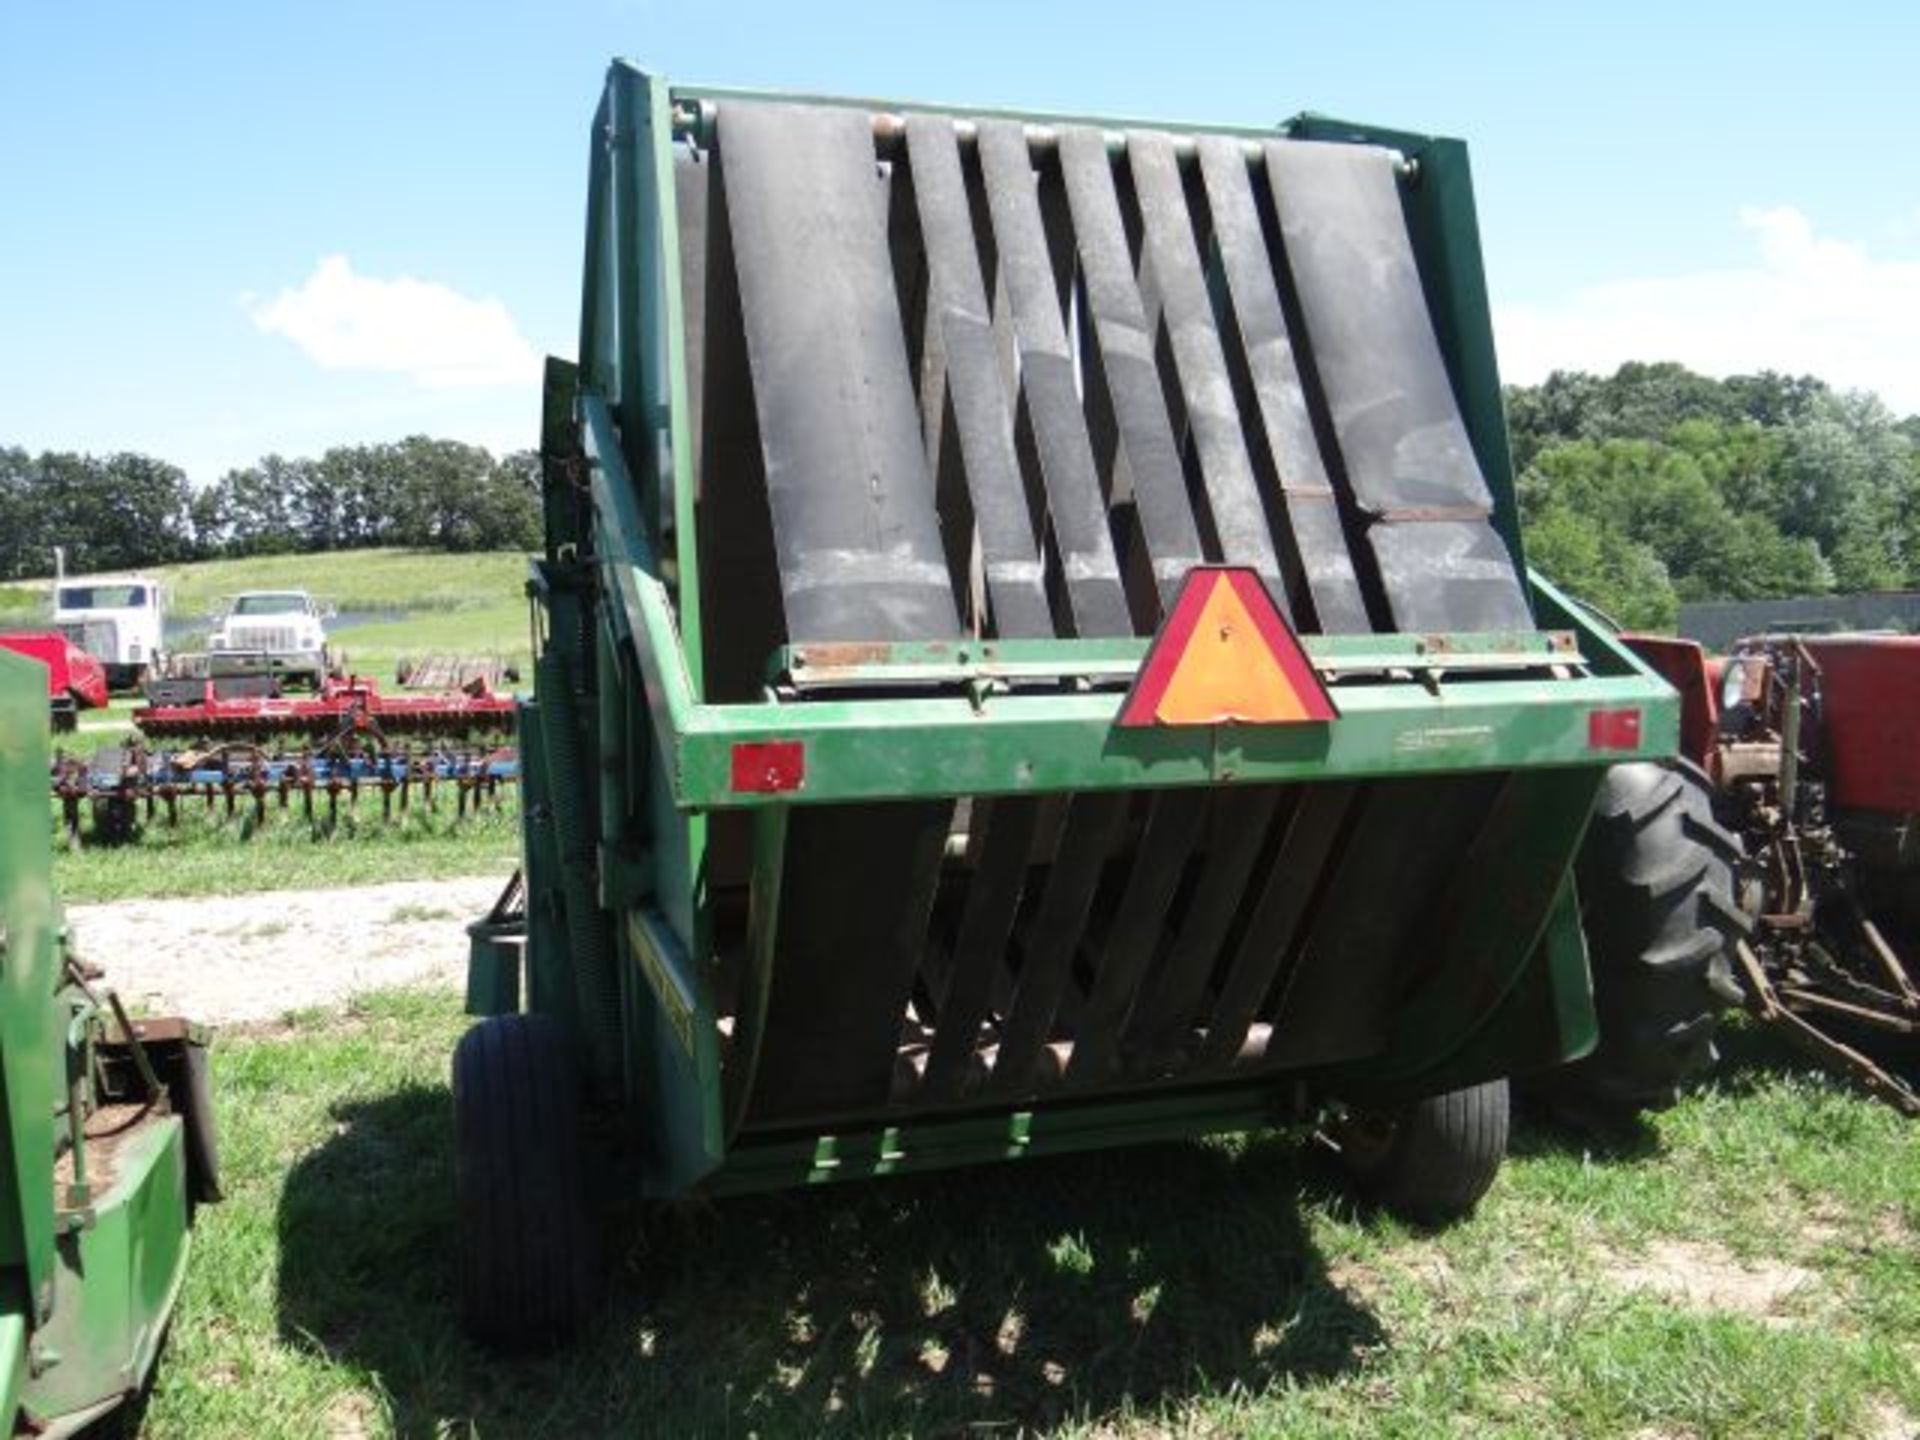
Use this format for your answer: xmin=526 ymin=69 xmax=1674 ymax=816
xmin=0 ymin=651 xmax=60 ymax=1318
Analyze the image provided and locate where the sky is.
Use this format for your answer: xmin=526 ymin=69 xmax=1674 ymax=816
xmin=4 ymin=2 xmax=1918 ymax=486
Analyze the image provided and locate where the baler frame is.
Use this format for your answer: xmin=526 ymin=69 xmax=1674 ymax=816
xmin=471 ymin=66 xmax=1683 ymax=1209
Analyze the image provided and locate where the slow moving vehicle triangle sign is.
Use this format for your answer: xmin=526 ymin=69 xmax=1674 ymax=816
xmin=1117 ymin=567 xmax=1338 ymax=728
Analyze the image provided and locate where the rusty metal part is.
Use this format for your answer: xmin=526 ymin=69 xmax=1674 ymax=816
xmin=1736 ymin=935 xmax=1920 ymax=1114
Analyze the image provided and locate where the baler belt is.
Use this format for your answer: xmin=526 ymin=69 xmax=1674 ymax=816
xmin=905 ymin=115 xmax=1053 ymax=639
xmin=1122 ymin=786 xmax=1285 ymax=1067
xmin=975 ymin=121 xmax=1133 ymax=639
xmin=722 ymin=103 xmax=960 ymax=1124
xmin=718 ymin=102 xmax=959 ymax=643
xmin=921 ymin=797 xmax=1041 ymax=1101
xmin=1197 ymin=783 xmax=1354 ymax=1067
xmin=745 ymin=801 xmax=951 ymax=1123
xmin=1370 ymin=519 xmax=1539 ymax=633
xmin=1196 ymin=136 xmax=1372 ymax=634
xmin=1062 ymin=788 xmax=1210 ymax=1084
xmin=1263 ymin=140 xmax=1530 ymax=632
xmin=989 ymin=791 xmax=1131 ymax=1093
xmin=1127 ymin=131 xmax=1286 ymax=611
xmin=1057 ymin=125 xmax=1205 ymax=613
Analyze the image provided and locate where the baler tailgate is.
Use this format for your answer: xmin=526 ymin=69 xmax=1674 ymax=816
xmin=504 ymin=68 xmax=1678 ymax=1214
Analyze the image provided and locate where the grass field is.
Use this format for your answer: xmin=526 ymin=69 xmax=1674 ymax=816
xmin=26 ymin=548 xmax=530 ymax=899
xmin=141 ymin=998 xmax=1917 ymax=1439
xmin=53 ymin=797 xmax=519 ymax=904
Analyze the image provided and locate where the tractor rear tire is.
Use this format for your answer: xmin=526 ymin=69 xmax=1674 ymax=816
xmin=1556 ymin=761 xmax=1748 ymax=1117
xmin=1331 ymin=1078 xmax=1510 ymax=1225
xmin=453 ymin=1013 xmax=601 ymax=1350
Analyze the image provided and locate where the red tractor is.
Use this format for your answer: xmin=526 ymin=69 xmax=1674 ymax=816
xmin=0 ymin=631 xmax=111 ymax=732
xmin=1559 ymin=630 xmax=1920 ymax=1116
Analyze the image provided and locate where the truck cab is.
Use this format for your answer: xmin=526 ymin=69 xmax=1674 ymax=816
xmin=51 ymin=574 xmax=165 ymax=689
xmin=208 ymin=590 xmax=333 ymax=687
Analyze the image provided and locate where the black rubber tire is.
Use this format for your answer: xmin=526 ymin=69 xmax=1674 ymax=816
xmin=1559 ymin=761 xmax=1749 ymax=1114
xmin=453 ymin=1013 xmax=601 ymax=1350
xmin=1333 ymin=1078 xmax=1510 ymax=1225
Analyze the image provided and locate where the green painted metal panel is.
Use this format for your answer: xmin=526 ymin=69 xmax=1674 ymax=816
xmin=0 ymin=651 xmax=199 ymax=1434
xmin=0 ymin=650 xmax=61 ymax=1321
xmin=707 ymin=1088 xmax=1303 ymax=1196
xmin=22 ymin=1120 xmax=190 ymax=1429
xmin=624 ymin=908 xmax=725 ymax=1191
xmin=0 ymin=1309 xmax=22 ymax=1434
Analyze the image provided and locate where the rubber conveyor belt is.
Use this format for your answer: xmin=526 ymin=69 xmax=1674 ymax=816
xmin=720 ymin=102 xmax=957 ymax=1124
xmin=694 ymin=104 xmax=1542 ymax=1124
xmin=1262 ymin=141 xmax=1531 ymax=632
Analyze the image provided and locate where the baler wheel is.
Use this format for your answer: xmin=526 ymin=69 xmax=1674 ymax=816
xmin=1330 ymin=1079 xmax=1510 ymax=1224
xmin=453 ymin=1013 xmax=602 ymax=1349
xmin=1554 ymin=761 xmax=1748 ymax=1118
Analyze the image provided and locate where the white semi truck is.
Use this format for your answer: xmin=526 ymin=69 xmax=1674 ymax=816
xmin=52 ymin=574 xmax=166 ymax=689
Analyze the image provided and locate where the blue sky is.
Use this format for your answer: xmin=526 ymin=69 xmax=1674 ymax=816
xmin=4 ymin=1 xmax=1917 ymax=485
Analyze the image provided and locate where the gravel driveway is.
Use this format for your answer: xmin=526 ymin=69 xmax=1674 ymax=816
xmin=67 ymin=874 xmax=510 ymax=1025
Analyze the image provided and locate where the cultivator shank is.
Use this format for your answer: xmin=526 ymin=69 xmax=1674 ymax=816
xmin=52 ymin=740 xmax=517 ymax=844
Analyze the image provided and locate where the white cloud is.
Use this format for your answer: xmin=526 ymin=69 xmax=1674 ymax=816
xmin=1495 ymin=207 xmax=1920 ymax=413
xmin=250 ymin=255 xmax=540 ymax=389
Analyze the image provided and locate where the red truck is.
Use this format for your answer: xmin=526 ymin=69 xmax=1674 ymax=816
xmin=0 ymin=632 xmax=110 ymax=732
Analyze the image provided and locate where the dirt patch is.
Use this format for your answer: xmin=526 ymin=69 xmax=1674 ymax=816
xmin=1864 ymin=1396 xmax=1915 ymax=1440
xmin=1604 ymin=1239 xmax=1816 ymax=1323
xmin=68 ymin=874 xmax=506 ymax=1024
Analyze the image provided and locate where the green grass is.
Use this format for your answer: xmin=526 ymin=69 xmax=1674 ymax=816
xmin=144 ymin=548 xmax=529 ymax=620
xmin=142 ymin=1005 xmax=1919 ymax=1438
xmin=53 ymin=795 xmax=519 ymax=904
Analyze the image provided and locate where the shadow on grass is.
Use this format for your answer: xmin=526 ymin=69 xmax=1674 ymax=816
xmin=277 ymin=1087 xmax=1380 ymax=1437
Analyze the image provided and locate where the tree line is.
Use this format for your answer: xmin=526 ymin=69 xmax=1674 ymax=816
xmin=1508 ymin=364 xmax=1920 ymax=630
xmin=7 ymin=364 xmax=1917 ymax=632
xmin=0 ymin=437 xmax=541 ymax=581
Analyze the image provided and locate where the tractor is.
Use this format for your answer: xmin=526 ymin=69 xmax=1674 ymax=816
xmin=1559 ymin=629 xmax=1919 ymax=1116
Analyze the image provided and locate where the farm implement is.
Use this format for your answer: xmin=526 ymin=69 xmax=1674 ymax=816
xmin=52 ymin=741 xmax=517 ymax=844
xmin=1575 ymin=631 xmax=1920 ymax=1115
xmin=50 ymin=670 xmax=521 ymax=844
xmin=136 ymin=669 xmax=516 ymax=739
xmin=0 ymin=647 xmax=217 ymax=1434
xmin=450 ymin=66 xmax=1688 ymax=1348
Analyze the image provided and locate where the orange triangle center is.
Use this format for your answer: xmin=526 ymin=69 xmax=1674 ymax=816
xmin=1155 ymin=578 xmax=1313 ymax=724
xmin=1117 ymin=568 xmax=1337 ymax=728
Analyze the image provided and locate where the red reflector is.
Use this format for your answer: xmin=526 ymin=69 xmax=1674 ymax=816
xmin=731 ymin=740 xmax=805 ymax=793
xmin=1588 ymin=708 xmax=1642 ymax=751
